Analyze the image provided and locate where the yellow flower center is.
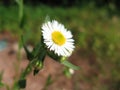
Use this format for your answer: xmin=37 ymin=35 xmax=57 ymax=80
xmin=52 ymin=31 xmax=66 ymax=46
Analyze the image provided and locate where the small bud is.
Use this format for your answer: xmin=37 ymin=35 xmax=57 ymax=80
xmin=69 ymin=68 xmax=74 ymax=74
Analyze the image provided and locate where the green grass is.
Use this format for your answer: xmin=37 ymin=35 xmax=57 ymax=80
xmin=0 ymin=5 xmax=120 ymax=89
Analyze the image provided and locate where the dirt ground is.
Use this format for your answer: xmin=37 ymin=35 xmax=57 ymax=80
xmin=0 ymin=31 xmax=110 ymax=90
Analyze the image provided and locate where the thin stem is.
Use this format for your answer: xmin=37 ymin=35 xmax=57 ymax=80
xmin=20 ymin=60 xmax=34 ymax=79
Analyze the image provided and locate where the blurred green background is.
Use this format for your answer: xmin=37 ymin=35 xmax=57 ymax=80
xmin=0 ymin=0 xmax=120 ymax=90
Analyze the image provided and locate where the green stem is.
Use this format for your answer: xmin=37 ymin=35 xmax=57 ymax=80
xmin=20 ymin=60 xmax=34 ymax=79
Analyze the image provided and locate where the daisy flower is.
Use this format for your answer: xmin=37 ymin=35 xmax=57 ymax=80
xmin=42 ymin=20 xmax=75 ymax=57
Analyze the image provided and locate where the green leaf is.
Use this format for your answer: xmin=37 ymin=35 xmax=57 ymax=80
xmin=21 ymin=36 xmax=33 ymax=60
xmin=0 ymin=71 xmax=3 ymax=81
xmin=45 ymin=75 xmax=53 ymax=86
xmin=33 ymin=68 xmax=40 ymax=76
xmin=61 ymin=60 xmax=80 ymax=70
xmin=32 ymin=36 xmax=46 ymax=59
xmin=47 ymin=50 xmax=61 ymax=61
xmin=38 ymin=50 xmax=46 ymax=62
xmin=15 ymin=0 xmax=24 ymax=28
xmin=0 ymin=72 xmax=4 ymax=88
xmin=0 ymin=82 xmax=4 ymax=87
xmin=19 ymin=13 xmax=26 ymax=29
xmin=32 ymin=42 xmax=42 ymax=58
xmin=18 ymin=79 xmax=26 ymax=89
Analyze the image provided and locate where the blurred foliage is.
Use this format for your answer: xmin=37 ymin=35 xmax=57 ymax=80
xmin=0 ymin=3 xmax=120 ymax=89
xmin=0 ymin=0 xmax=120 ymax=10
xmin=0 ymin=72 xmax=4 ymax=88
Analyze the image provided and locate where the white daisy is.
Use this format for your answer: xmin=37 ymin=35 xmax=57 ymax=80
xmin=42 ymin=20 xmax=75 ymax=57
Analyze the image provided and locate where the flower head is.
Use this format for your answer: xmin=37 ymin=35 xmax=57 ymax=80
xmin=42 ymin=20 xmax=75 ymax=57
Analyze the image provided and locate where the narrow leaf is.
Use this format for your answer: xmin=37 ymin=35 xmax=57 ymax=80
xmin=21 ymin=36 xmax=33 ymax=60
xmin=18 ymin=79 xmax=26 ymax=89
xmin=32 ymin=42 xmax=42 ymax=58
xmin=61 ymin=60 xmax=80 ymax=70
